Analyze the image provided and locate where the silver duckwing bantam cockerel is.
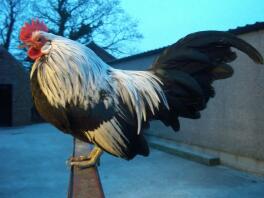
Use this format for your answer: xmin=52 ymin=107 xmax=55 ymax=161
xmin=19 ymin=20 xmax=263 ymax=168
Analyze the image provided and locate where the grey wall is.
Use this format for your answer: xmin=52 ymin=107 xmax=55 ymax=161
xmin=0 ymin=47 xmax=32 ymax=126
xmin=111 ymin=54 xmax=158 ymax=70
xmin=110 ymin=30 xmax=264 ymax=161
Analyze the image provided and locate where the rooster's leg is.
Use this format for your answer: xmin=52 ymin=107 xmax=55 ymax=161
xmin=68 ymin=146 xmax=103 ymax=168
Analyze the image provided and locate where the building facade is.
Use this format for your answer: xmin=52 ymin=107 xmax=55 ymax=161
xmin=0 ymin=46 xmax=32 ymax=126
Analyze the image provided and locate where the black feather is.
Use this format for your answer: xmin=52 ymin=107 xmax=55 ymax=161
xmin=31 ymin=68 xmax=149 ymax=160
xmin=151 ymin=31 xmax=263 ymax=131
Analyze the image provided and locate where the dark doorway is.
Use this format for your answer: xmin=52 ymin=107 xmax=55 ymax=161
xmin=0 ymin=84 xmax=12 ymax=126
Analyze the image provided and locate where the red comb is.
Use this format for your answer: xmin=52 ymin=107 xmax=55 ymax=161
xmin=20 ymin=19 xmax=48 ymax=42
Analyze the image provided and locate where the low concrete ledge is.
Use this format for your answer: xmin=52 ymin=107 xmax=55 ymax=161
xmin=147 ymin=136 xmax=220 ymax=166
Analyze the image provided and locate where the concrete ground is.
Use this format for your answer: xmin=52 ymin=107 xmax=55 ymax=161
xmin=0 ymin=124 xmax=73 ymax=198
xmin=1 ymin=124 xmax=264 ymax=198
xmin=100 ymin=150 xmax=264 ymax=198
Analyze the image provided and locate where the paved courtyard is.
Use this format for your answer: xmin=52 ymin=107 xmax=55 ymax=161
xmin=100 ymin=150 xmax=264 ymax=198
xmin=0 ymin=124 xmax=264 ymax=198
xmin=0 ymin=124 xmax=73 ymax=198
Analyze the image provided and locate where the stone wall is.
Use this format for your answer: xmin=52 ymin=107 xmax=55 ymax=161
xmin=0 ymin=47 xmax=32 ymax=126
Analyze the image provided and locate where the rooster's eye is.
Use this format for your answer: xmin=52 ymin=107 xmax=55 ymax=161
xmin=36 ymin=37 xmax=42 ymax=42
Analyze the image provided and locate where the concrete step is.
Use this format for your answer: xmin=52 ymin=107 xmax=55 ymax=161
xmin=147 ymin=136 xmax=220 ymax=166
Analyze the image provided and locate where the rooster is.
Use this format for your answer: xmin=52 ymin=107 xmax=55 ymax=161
xmin=19 ymin=20 xmax=263 ymax=168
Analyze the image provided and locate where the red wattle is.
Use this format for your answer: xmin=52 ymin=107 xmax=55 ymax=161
xmin=28 ymin=47 xmax=42 ymax=60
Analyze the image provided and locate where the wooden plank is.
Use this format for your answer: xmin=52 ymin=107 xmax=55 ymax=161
xmin=68 ymin=138 xmax=105 ymax=198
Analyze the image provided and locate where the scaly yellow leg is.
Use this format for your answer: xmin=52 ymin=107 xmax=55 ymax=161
xmin=68 ymin=146 xmax=103 ymax=168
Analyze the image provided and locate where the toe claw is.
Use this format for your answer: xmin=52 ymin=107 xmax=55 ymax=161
xmin=66 ymin=147 xmax=103 ymax=169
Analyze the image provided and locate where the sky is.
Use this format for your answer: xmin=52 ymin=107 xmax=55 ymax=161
xmin=121 ymin=0 xmax=264 ymax=54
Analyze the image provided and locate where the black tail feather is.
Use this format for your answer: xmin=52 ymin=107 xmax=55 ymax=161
xmin=151 ymin=31 xmax=263 ymax=132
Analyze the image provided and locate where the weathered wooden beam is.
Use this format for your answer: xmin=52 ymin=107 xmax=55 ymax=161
xmin=68 ymin=138 xmax=105 ymax=198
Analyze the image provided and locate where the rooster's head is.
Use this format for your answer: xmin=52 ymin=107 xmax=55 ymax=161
xmin=20 ymin=19 xmax=49 ymax=60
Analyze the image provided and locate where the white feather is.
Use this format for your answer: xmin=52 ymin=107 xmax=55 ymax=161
xmin=31 ymin=32 xmax=111 ymax=110
xmin=84 ymin=117 xmax=128 ymax=157
xmin=111 ymin=69 xmax=169 ymax=134
xmin=31 ymin=31 xmax=169 ymax=135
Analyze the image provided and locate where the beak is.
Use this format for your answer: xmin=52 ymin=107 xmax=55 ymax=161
xmin=18 ymin=44 xmax=27 ymax=49
xmin=18 ymin=39 xmax=37 ymax=49
xmin=18 ymin=41 xmax=33 ymax=49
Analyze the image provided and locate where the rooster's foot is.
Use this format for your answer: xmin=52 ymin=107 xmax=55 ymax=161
xmin=67 ymin=146 xmax=103 ymax=169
